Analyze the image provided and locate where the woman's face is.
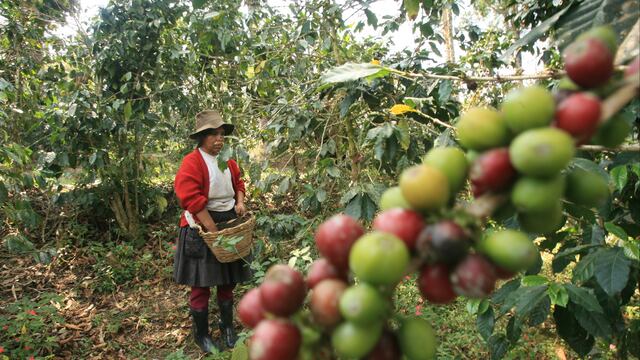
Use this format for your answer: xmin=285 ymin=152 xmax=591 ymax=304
xmin=201 ymin=127 xmax=225 ymax=155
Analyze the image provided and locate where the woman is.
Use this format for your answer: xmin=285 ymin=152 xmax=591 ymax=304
xmin=173 ymin=110 xmax=250 ymax=353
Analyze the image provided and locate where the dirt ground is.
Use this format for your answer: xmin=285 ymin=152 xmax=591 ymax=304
xmin=0 ymin=244 xmax=246 ymax=359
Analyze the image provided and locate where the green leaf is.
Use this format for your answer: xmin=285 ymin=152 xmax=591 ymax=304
xmin=327 ymin=166 xmax=340 ymax=178
xmin=610 ymin=165 xmax=628 ymax=192
xmin=605 ymin=222 xmax=628 ymax=240
xmin=467 ymin=298 xmax=490 ymax=315
xmin=632 ymin=163 xmax=640 ymax=178
xmin=451 ymin=3 xmax=460 ymax=15
xmin=3 ymin=234 xmax=34 ymax=253
xmin=553 ymin=244 xmax=599 ymax=273
xmin=403 ymin=0 xmax=420 ymax=20
xmin=501 ymin=3 xmax=575 ymax=61
xmin=231 ymin=341 xmax=249 ymax=360
xmin=89 ymin=152 xmax=97 ymax=165
xmin=374 ymin=136 xmax=385 ymax=161
xmin=564 ymin=284 xmax=603 ymax=313
xmin=525 ymin=251 xmax=543 ymax=275
xmin=573 ymin=305 xmax=612 ymax=338
xmin=339 ymin=187 xmax=360 ymax=205
xmin=339 ymin=93 xmax=356 ymax=118
xmin=488 ymin=334 xmax=509 ymax=360
xmin=316 ymin=189 xmax=327 ymax=203
xmin=564 ymin=202 xmax=596 ymax=224
xmin=361 ymin=194 xmax=377 ymax=221
xmin=397 ymin=119 xmax=411 ymax=151
xmin=438 ymin=80 xmax=453 ymax=104
xmin=0 ymin=183 xmax=7 ymax=204
xmin=528 ymin=295 xmax=551 ymax=326
xmin=555 ymin=244 xmax=600 ymax=259
xmin=34 ymin=248 xmax=56 ymax=264
xmin=594 ymin=247 xmax=631 ymax=296
xmin=553 ymin=306 xmax=594 ymax=357
xmin=514 ymin=285 xmax=548 ymax=319
xmin=547 ymin=283 xmax=569 ymax=307
xmin=571 ymin=158 xmax=609 ymax=181
xmin=155 ymin=196 xmax=168 ymax=214
xmin=582 ymin=224 xmax=605 ymax=245
xmin=521 ymin=275 xmax=548 ymax=287
xmin=320 ymin=63 xmax=385 ymax=85
xmin=572 ymin=252 xmax=597 ymax=284
xmin=344 ymin=194 xmax=363 ymax=219
xmin=492 ymin=278 xmax=521 ymax=305
xmin=364 ymin=9 xmax=378 ymax=27
xmin=277 ymin=177 xmax=290 ymax=195
xmin=124 ymin=101 xmax=132 ymax=121
xmin=477 ymin=307 xmax=494 ymax=341
xmin=192 ymin=0 xmax=206 ymax=9
xmin=622 ymin=238 xmax=639 ymax=261
xmin=506 ymin=316 xmax=522 ymax=344
xmin=364 ymin=183 xmax=385 ymax=204
xmin=434 ymin=127 xmax=457 ymax=147
xmin=554 ymin=0 xmax=640 ymax=59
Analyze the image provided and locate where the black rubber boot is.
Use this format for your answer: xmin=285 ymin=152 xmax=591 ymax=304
xmin=218 ymin=299 xmax=238 ymax=348
xmin=190 ymin=308 xmax=218 ymax=353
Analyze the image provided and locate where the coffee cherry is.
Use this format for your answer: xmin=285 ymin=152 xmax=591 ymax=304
xmin=379 ymin=186 xmax=412 ymax=211
xmin=315 ymin=214 xmax=364 ymax=271
xmin=399 ymin=165 xmax=450 ymax=211
xmin=501 ymin=85 xmax=555 ymax=134
xmin=591 ymin=114 xmax=632 ymax=148
xmin=469 ymin=148 xmax=517 ymax=196
xmin=238 ymin=288 xmax=266 ymax=329
xmin=417 ymin=264 xmax=457 ymax=304
xmin=349 ymin=232 xmax=410 ymax=286
xmin=310 ymin=279 xmax=348 ymax=328
xmin=509 ymin=128 xmax=575 ymax=178
xmin=511 ymin=175 xmax=566 ymax=213
xmin=456 ymin=107 xmax=509 ymax=151
xmin=554 ymin=92 xmax=602 ymax=143
xmin=577 ymin=25 xmax=618 ymax=54
xmin=306 ymin=258 xmax=347 ymax=290
xmin=565 ymin=168 xmax=609 ymax=207
xmin=260 ymin=264 xmax=306 ymax=317
xmin=423 ymin=147 xmax=469 ymax=193
xmin=564 ymin=37 xmax=614 ymax=88
xmin=479 ymin=229 xmax=537 ymax=272
xmin=517 ymin=201 xmax=566 ymax=234
xmin=250 ymin=319 xmax=301 ymax=360
xmin=451 ymin=254 xmax=497 ymax=298
xmin=372 ymin=208 xmax=425 ymax=251
xmin=416 ymin=220 xmax=471 ymax=265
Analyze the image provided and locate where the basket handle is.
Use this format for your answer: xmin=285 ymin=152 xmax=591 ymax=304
xmin=184 ymin=210 xmax=208 ymax=236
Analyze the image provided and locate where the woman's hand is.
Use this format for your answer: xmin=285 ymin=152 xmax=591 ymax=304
xmin=195 ymin=208 xmax=218 ymax=233
xmin=235 ymin=202 xmax=247 ymax=216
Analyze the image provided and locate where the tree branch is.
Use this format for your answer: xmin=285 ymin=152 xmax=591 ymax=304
xmin=579 ymin=144 xmax=640 ymax=152
xmin=387 ymin=65 xmax=630 ymax=83
xmin=600 ymin=82 xmax=639 ymax=122
xmin=388 ymin=68 xmax=564 ymax=82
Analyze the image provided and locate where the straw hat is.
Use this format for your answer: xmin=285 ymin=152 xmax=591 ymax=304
xmin=189 ymin=110 xmax=235 ymax=139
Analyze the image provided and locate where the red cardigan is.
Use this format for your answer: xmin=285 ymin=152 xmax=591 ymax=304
xmin=174 ymin=149 xmax=246 ymax=227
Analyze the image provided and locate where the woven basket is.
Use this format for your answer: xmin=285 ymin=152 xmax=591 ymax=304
xmin=198 ymin=213 xmax=255 ymax=263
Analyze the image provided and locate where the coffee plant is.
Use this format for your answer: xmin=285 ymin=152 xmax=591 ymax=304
xmin=236 ymin=19 xmax=640 ymax=360
xmin=1 ymin=0 xmax=638 ymax=358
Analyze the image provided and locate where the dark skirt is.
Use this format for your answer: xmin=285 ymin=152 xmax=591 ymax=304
xmin=173 ymin=209 xmax=252 ymax=287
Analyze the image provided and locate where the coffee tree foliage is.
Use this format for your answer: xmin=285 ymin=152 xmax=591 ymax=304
xmin=0 ymin=0 xmax=639 ymax=358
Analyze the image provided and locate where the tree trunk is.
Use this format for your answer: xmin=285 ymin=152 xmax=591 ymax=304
xmin=442 ymin=5 xmax=455 ymax=63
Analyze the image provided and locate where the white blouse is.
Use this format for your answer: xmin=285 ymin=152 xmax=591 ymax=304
xmin=198 ymin=148 xmax=236 ymax=212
